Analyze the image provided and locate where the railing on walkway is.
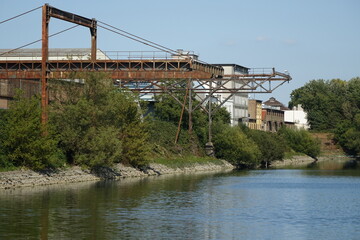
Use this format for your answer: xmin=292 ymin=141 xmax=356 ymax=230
xmin=0 ymin=50 xmax=197 ymax=61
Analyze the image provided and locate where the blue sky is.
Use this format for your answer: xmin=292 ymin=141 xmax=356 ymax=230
xmin=1 ymin=0 xmax=359 ymax=105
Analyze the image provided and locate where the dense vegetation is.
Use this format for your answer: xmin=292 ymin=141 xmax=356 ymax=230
xmin=289 ymin=77 xmax=360 ymax=155
xmin=0 ymin=73 xmax=322 ymax=171
xmin=150 ymin=93 xmax=320 ymax=168
xmin=0 ymin=93 xmax=63 ymax=170
xmin=0 ymin=73 xmax=150 ymax=170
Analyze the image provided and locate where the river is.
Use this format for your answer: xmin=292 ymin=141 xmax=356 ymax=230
xmin=1 ymin=159 xmax=360 ymax=239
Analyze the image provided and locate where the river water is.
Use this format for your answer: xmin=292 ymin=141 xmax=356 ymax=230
xmin=1 ymin=159 xmax=360 ymax=240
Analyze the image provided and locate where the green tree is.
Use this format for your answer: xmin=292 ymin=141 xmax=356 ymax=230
xmin=290 ymin=77 xmax=360 ymax=155
xmin=334 ymin=113 xmax=360 ymax=155
xmin=278 ymin=127 xmax=321 ymax=160
xmin=0 ymin=93 xmax=63 ymax=170
xmin=244 ymin=128 xmax=286 ymax=168
xmin=50 ymin=72 xmax=150 ymax=168
xmin=212 ymin=123 xmax=260 ymax=168
xmin=289 ymin=79 xmax=345 ymax=130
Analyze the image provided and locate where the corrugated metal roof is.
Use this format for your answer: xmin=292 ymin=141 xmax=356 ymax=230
xmin=0 ymin=48 xmax=108 ymax=60
xmin=0 ymin=48 xmax=93 ymax=57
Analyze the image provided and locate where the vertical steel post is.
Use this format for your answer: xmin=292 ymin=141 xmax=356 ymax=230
xmin=90 ymin=19 xmax=97 ymax=61
xmin=41 ymin=4 xmax=49 ymax=126
xmin=188 ymin=79 xmax=193 ymax=133
xmin=205 ymin=79 xmax=214 ymax=156
xmin=208 ymin=85 xmax=212 ymax=143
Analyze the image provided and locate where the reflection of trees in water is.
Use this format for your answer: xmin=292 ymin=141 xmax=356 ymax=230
xmin=0 ymin=172 xmax=228 ymax=239
xmin=306 ymin=158 xmax=359 ymax=171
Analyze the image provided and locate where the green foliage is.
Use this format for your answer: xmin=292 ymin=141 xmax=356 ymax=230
xmin=74 ymin=126 xmax=123 ymax=168
xmin=290 ymin=77 xmax=360 ymax=155
xmin=153 ymin=93 xmax=230 ymax=146
xmin=289 ymin=79 xmax=346 ymax=130
xmin=50 ymin=72 xmax=150 ymax=168
xmin=212 ymin=105 xmax=231 ymax=124
xmin=148 ymin=119 xmax=203 ymax=157
xmin=212 ymin=123 xmax=261 ymax=168
xmin=278 ymin=127 xmax=321 ymax=160
xmin=0 ymin=93 xmax=64 ymax=170
xmin=244 ymin=128 xmax=286 ymax=167
xmin=120 ymin=122 xmax=150 ymax=168
xmin=334 ymin=114 xmax=360 ymax=155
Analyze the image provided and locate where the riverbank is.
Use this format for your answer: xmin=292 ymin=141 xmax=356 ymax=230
xmin=271 ymin=154 xmax=352 ymax=168
xmin=0 ymin=160 xmax=235 ymax=189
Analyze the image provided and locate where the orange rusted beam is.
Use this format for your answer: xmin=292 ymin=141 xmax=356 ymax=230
xmin=41 ymin=4 xmax=49 ymax=126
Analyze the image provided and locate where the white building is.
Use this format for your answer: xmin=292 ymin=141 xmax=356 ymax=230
xmin=284 ymin=104 xmax=310 ymax=130
xmin=214 ymin=64 xmax=249 ymax=126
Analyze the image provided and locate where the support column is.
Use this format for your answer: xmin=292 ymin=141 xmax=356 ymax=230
xmin=205 ymin=80 xmax=214 ymax=156
xmin=90 ymin=19 xmax=97 ymax=61
xmin=188 ymin=79 xmax=193 ymax=133
xmin=41 ymin=4 xmax=49 ymax=126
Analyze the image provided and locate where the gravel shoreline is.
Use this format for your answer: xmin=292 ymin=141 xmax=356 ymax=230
xmin=0 ymin=160 xmax=235 ymax=189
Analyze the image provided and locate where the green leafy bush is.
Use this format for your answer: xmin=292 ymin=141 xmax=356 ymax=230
xmin=74 ymin=126 xmax=123 ymax=167
xmin=213 ymin=123 xmax=260 ymax=168
xmin=0 ymin=93 xmax=64 ymax=170
xmin=334 ymin=114 xmax=360 ymax=156
xmin=278 ymin=127 xmax=321 ymax=160
xmin=244 ymin=128 xmax=286 ymax=167
xmin=50 ymin=72 xmax=150 ymax=168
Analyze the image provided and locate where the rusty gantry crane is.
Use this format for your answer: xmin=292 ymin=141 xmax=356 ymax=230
xmin=0 ymin=4 xmax=292 ymax=152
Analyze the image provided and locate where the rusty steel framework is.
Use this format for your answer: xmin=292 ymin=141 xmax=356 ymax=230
xmin=40 ymin=4 xmax=97 ymax=124
xmin=0 ymin=4 xmax=292 ymax=147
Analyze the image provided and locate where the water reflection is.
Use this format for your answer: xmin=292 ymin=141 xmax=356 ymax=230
xmin=1 ymin=166 xmax=360 ymax=239
xmin=306 ymin=157 xmax=359 ymax=170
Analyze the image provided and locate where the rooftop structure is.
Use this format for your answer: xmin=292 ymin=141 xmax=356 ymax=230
xmin=263 ymin=97 xmax=289 ymax=110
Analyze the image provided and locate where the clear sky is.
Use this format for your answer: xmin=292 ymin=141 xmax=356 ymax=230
xmin=1 ymin=0 xmax=359 ymax=106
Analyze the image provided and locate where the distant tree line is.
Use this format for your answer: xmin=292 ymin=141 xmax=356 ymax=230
xmin=0 ymin=73 xmax=321 ymax=171
xmin=289 ymin=77 xmax=360 ymax=156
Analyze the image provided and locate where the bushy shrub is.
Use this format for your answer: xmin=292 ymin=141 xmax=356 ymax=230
xmin=0 ymin=93 xmax=64 ymax=170
xmin=74 ymin=126 xmax=123 ymax=167
xmin=120 ymin=122 xmax=150 ymax=168
xmin=50 ymin=72 xmax=150 ymax=168
xmin=334 ymin=114 xmax=360 ymax=156
xmin=213 ymin=123 xmax=260 ymax=168
xmin=244 ymin=128 xmax=286 ymax=167
xmin=278 ymin=127 xmax=321 ymax=160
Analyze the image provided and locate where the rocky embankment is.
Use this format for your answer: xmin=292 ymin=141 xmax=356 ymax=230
xmin=271 ymin=155 xmax=317 ymax=167
xmin=0 ymin=160 xmax=234 ymax=189
xmin=271 ymin=155 xmax=351 ymax=168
